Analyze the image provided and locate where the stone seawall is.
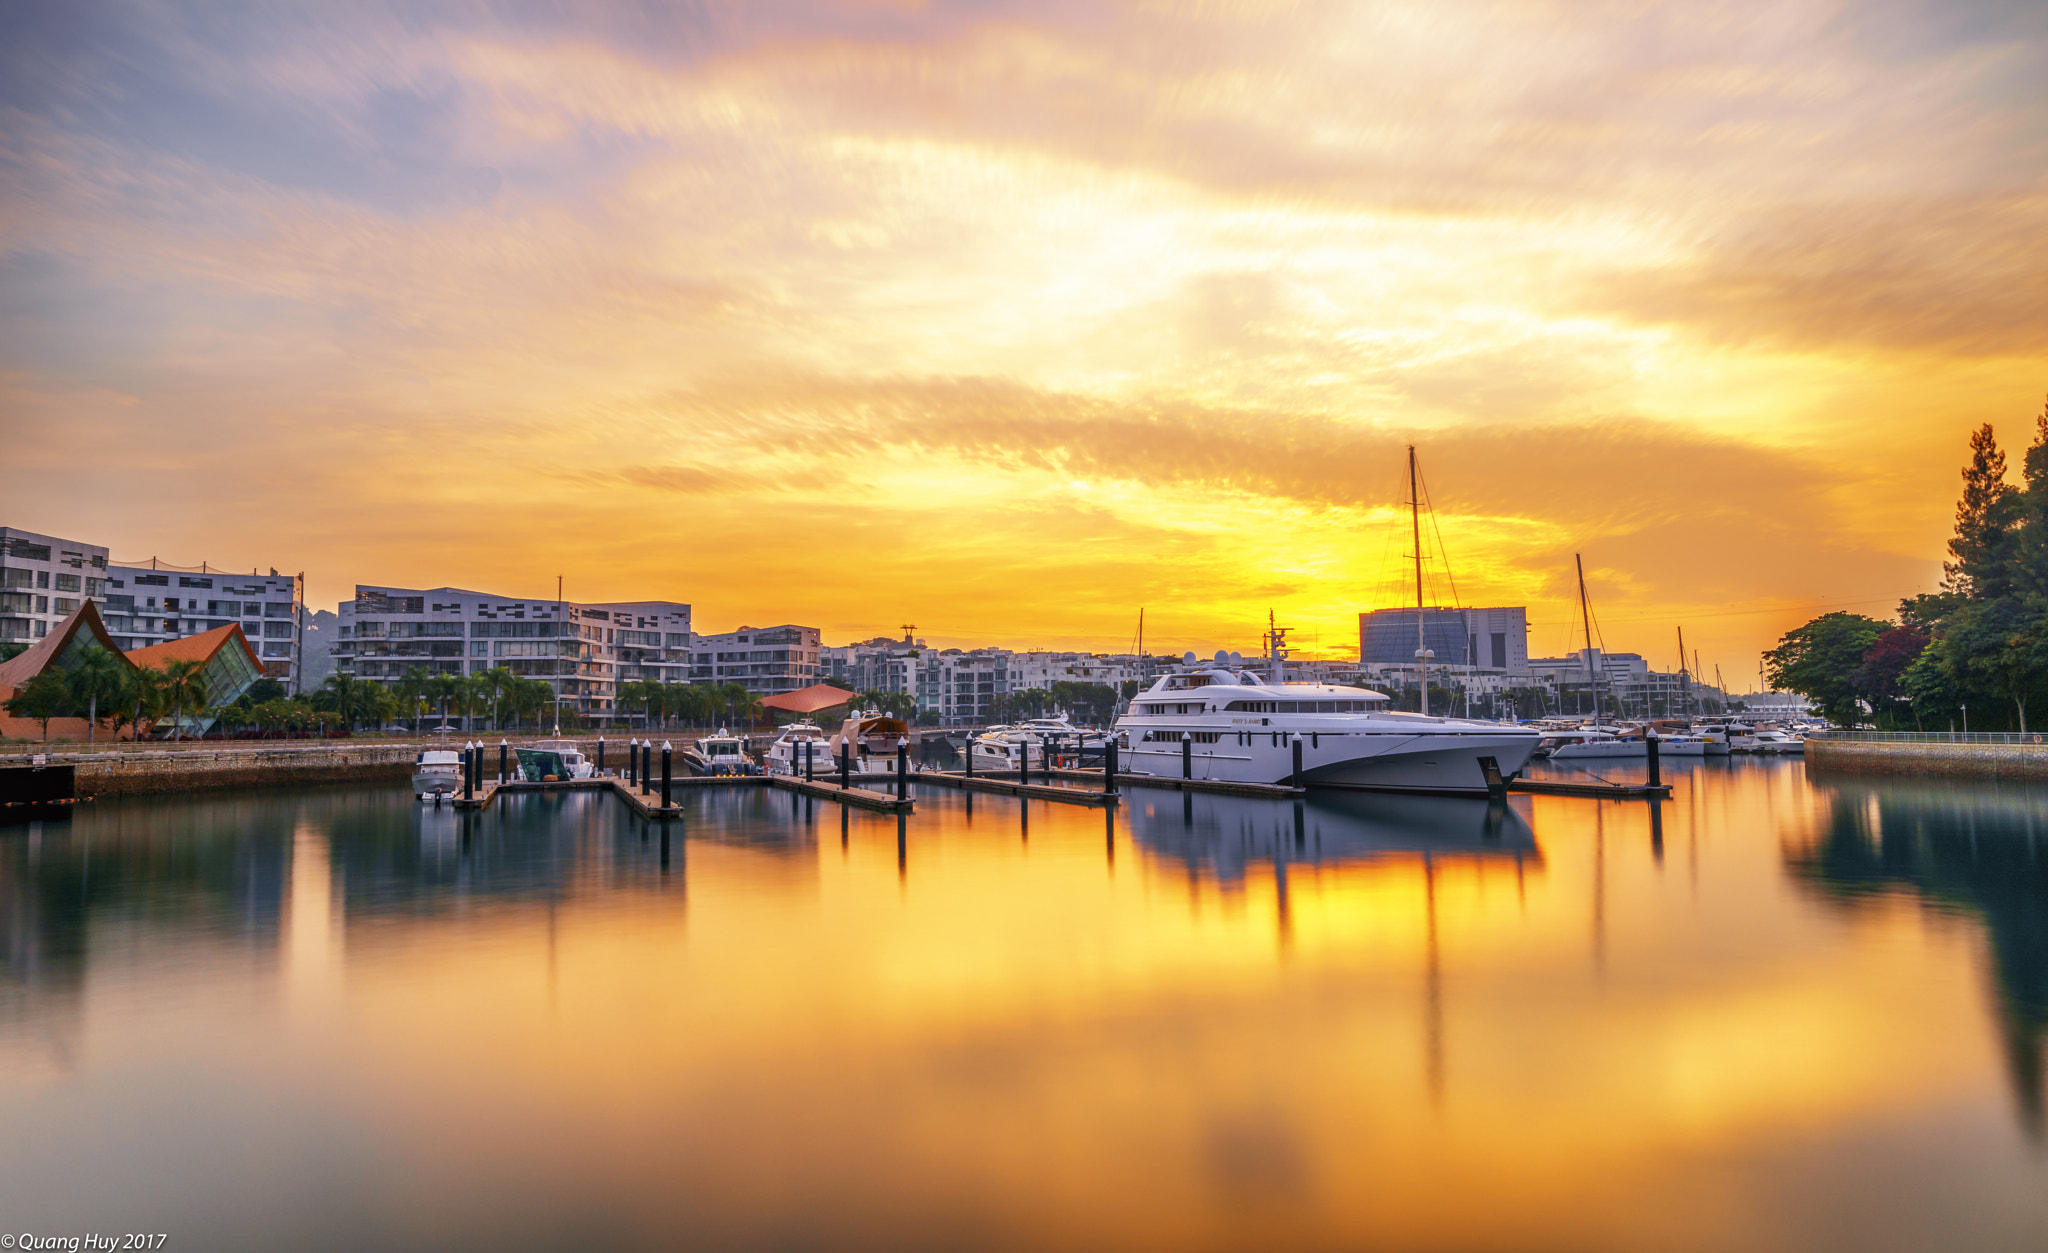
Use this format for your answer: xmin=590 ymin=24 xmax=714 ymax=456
xmin=1805 ymin=739 xmax=2048 ymax=782
xmin=0 ymin=745 xmax=422 ymax=798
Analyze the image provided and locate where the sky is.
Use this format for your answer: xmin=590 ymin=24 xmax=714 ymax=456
xmin=2 ymin=0 xmax=2044 ymax=683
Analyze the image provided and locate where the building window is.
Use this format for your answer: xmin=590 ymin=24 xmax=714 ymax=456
xmin=134 ymin=574 xmax=169 ymax=586
xmin=55 ymin=574 xmax=81 ymax=592
xmin=52 ymin=598 xmax=79 ymax=613
xmin=178 ymin=576 xmax=213 ymax=589
xmin=0 ymin=568 xmax=31 ymax=589
xmin=263 ymin=601 xmax=295 ymax=618
xmin=263 ymin=621 xmax=293 ymax=639
xmin=37 ymin=571 xmax=49 ymax=589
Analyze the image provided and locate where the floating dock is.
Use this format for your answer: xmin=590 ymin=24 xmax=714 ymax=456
xmin=1509 ymin=778 xmax=1672 ymax=799
xmin=918 ymin=770 xmax=1119 ymax=807
xmin=444 ymin=772 xmax=914 ymax=815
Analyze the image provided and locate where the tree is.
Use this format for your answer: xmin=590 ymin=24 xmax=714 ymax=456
xmin=427 ymin=671 xmax=463 ymax=731
xmin=395 ymin=667 xmax=432 ymax=733
xmin=4 ymin=670 xmax=68 ymax=742
xmin=67 ymin=648 xmax=131 ymax=746
xmin=1852 ymin=625 xmax=1928 ymax=728
xmin=2016 ymin=396 xmax=2048 ymax=598
xmin=1945 ymin=423 xmax=2024 ymax=599
xmin=1764 ymin=613 xmax=1887 ymax=727
xmin=157 ymin=658 xmax=210 ymax=741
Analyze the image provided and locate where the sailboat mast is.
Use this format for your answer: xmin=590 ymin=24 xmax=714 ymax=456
xmin=1677 ymin=626 xmax=1689 ymax=719
xmin=1575 ymin=554 xmax=1597 ymax=719
xmin=1411 ymin=445 xmax=1428 ymax=717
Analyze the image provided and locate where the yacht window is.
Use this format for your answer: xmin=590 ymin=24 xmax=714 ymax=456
xmin=1317 ymin=701 xmax=1335 ymax=713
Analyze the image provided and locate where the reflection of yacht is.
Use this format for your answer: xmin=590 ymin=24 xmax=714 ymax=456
xmin=1115 ymin=654 xmax=1539 ymax=796
xmin=413 ymin=750 xmax=463 ymax=801
xmin=763 ymin=720 xmax=833 ymax=776
xmin=829 ymin=711 xmax=915 ymax=778
xmin=685 ymin=730 xmax=759 ymax=776
xmin=1126 ymin=787 xmax=1540 ymax=883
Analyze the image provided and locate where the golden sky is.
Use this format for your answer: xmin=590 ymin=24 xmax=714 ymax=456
xmin=3 ymin=0 xmax=2045 ymax=680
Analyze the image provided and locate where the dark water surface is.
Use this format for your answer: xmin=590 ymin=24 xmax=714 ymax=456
xmin=2 ymin=760 xmax=2045 ymax=1251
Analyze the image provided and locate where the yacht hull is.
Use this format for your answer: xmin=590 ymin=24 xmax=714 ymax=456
xmin=1122 ymin=728 xmax=1538 ymax=796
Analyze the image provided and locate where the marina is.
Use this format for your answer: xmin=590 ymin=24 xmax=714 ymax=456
xmin=4 ymin=757 xmax=2044 ymax=1251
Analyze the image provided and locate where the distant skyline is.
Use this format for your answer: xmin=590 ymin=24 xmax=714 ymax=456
xmin=4 ymin=0 xmax=2045 ymax=682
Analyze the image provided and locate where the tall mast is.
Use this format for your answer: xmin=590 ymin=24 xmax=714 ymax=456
xmin=1411 ymin=445 xmax=1429 ymax=716
xmin=1575 ymin=553 xmax=1597 ymax=719
xmin=1677 ymin=626 xmax=1689 ymax=719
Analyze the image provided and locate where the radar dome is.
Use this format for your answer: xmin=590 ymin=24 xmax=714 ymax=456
xmin=1182 ymin=650 xmax=1198 ymax=667
xmin=1214 ymin=649 xmax=1229 ymax=665
xmin=1229 ymin=651 xmax=1243 ymax=666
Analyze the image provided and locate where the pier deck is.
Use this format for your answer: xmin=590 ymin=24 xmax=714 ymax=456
xmin=919 ymin=771 xmax=1119 ymax=807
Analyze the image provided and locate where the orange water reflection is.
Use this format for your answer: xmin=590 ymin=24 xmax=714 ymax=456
xmin=2 ymin=763 xmax=2045 ymax=1251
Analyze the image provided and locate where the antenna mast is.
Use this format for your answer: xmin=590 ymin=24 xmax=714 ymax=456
xmin=1576 ymin=554 xmax=1598 ymax=719
xmin=1410 ymin=446 xmax=1432 ymax=716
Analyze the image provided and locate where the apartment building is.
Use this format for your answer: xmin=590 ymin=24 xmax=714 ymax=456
xmin=1360 ymin=606 xmax=1531 ymax=675
xmin=334 ymin=585 xmax=691 ymax=717
xmin=0 ymin=527 xmax=110 ymax=645
xmin=103 ymin=563 xmax=305 ymax=689
xmin=685 ymin=625 xmax=823 ymax=696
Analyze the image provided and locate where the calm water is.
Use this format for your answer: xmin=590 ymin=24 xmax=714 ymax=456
xmin=2 ymin=760 xmax=2045 ymax=1252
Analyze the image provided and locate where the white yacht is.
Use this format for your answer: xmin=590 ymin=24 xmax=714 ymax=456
xmin=764 ymin=719 xmax=834 ymax=776
xmin=968 ymin=725 xmax=1039 ymax=772
xmin=1015 ymin=716 xmax=1110 ymax=765
xmin=1743 ymin=729 xmax=1805 ymax=755
xmin=1543 ymin=728 xmax=1647 ymax=760
xmin=412 ymin=749 xmax=463 ymax=801
xmin=684 ymin=730 xmax=759 ymax=776
xmin=1114 ymin=654 xmax=1538 ymax=795
xmin=827 ymin=711 xmax=916 ymax=778
xmin=518 ymin=739 xmax=595 ymax=781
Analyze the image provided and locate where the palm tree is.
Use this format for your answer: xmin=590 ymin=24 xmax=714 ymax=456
xmin=67 ymin=648 xmax=130 ymax=747
xmin=395 ymin=667 xmax=432 ymax=734
xmin=157 ymin=658 xmax=210 ymax=741
xmin=427 ymin=671 xmax=463 ymax=732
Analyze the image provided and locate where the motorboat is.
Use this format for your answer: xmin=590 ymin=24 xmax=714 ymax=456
xmin=412 ymin=749 xmax=463 ymax=801
xmin=1113 ymin=653 xmax=1539 ymax=796
xmin=1014 ymin=716 xmax=1110 ymax=766
xmin=685 ymin=729 xmax=760 ymax=776
xmin=1545 ymin=728 xmax=1647 ymax=760
xmin=827 ymin=711 xmax=916 ymax=779
xmin=518 ymin=738 xmax=594 ymax=782
xmin=764 ymin=719 xmax=834 ymax=776
xmin=1744 ymin=729 xmax=1805 ymax=755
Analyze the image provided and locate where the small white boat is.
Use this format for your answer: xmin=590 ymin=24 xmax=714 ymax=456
xmin=764 ymin=719 xmax=834 ymax=776
xmin=1747 ymin=729 xmax=1805 ymax=755
xmin=685 ymin=729 xmax=760 ymax=776
xmin=413 ymin=749 xmax=463 ymax=800
xmin=969 ymin=725 xmax=1042 ymax=772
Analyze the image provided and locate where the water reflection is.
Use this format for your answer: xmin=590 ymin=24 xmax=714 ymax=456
xmin=1125 ymin=790 xmax=1540 ymax=884
xmin=1788 ymin=778 xmax=2048 ymax=1138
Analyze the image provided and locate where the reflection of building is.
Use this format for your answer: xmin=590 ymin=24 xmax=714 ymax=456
xmin=1787 ymin=783 xmax=2048 ymax=1138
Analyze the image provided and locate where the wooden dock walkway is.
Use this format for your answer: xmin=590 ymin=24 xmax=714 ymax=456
xmin=767 ymin=774 xmax=915 ymax=813
xmin=1509 ymin=779 xmax=1671 ymax=799
xmin=918 ymin=771 xmax=1119 ymax=807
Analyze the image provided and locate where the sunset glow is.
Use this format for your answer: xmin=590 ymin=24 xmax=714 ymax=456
xmin=5 ymin=0 xmax=2044 ymax=672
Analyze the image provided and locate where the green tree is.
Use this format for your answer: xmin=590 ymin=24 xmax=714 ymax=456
xmin=157 ymin=658 xmax=211 ymax=741
xmin=4 ymin=670 xmax=69 ymax=742
xmin=1944 ymin=423 xmax=2024 ymax=599
xmin=67 ymin=648 xmax=131 ymax=747
xmin=427 ymin=671 xmax=463 ymax=731
xmin=1763 ymin=613 xmax=1887 ymax=727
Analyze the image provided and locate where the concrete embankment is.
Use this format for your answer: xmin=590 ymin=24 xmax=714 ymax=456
xmin=1 ymin=744 xmax=421 ymax=798
xmin=1805 ymin=738 xmax=2048 ymax=782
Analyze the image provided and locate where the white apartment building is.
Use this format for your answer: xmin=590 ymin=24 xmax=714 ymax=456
xmin=684 ymin=625 xmax=824 ymax=695
xmin=103 ymin=562 xmax=305 ymax=689
xmin=0 ymin=528 xmax=109 ymax=645
xmin=2 ymin=528 xmax=310 ymax=691
xmin=334 ymin=585 xmax=691 ymax=717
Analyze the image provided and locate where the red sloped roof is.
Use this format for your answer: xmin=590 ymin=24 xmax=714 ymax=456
xmin=126 ymin=622 xmax=262 ymax=672
xmin=0 ymin=601 xmax=134 ymax=691
xmin=759 ymin=684 xmax=859 ymax=714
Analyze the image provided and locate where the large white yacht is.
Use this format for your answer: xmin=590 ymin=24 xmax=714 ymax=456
xmin=1114 ymin=652 xmax=1538 ymax=796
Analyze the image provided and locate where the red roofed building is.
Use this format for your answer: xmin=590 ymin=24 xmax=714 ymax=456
xmin=0 ymin=601 xmax=139 ymax=741
xmin=127 ymin=623 xmax=265 ymax=736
